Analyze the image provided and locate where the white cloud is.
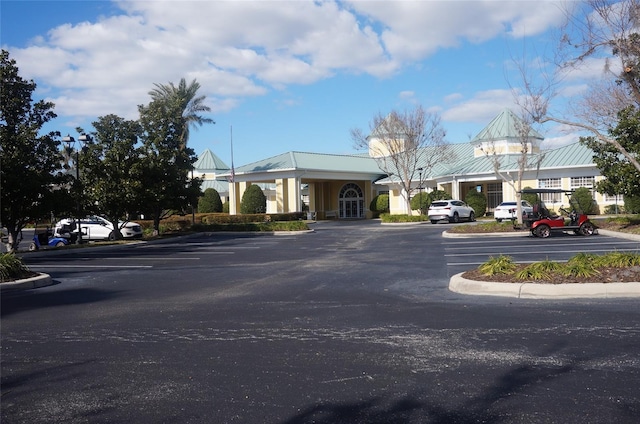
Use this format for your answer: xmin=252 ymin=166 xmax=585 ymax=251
xmin=7 ymin=0 xmax=570 ymax=126
xmin=442 ymin=89 xmax=518 ymax=123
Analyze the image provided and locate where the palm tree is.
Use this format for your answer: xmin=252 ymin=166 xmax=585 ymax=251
xmin=148 ymin=78 xmax=214 ymax=149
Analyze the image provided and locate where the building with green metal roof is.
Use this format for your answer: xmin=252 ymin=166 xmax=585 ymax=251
xmin=198 ymin=109 xmax=610 ymax=219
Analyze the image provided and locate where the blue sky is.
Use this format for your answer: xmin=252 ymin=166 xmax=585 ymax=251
xmin=2 ymin=0 xmax=596 ymax=167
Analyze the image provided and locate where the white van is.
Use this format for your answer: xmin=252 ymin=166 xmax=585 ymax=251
xmin=54 ymin=216 xmax=143 ymax=241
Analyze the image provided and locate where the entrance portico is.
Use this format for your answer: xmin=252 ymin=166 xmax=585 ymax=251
xmin=224 ymin=152 xmax=385 ymax=219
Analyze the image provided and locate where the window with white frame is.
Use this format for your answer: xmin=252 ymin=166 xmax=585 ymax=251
xmin=603 ymin=193 xmax=623 ymax=203
xmin=570 ymin=176 xmax=595 ymax=189
xmin=570 ymin=176 xmax=595 ymax=199
xmin=538 ymin=178 xmax=562 ymax=203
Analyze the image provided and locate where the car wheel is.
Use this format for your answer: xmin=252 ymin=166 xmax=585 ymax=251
xmin=496 ymin=218 xmax=503 ymax=223
xmin=535 ymin=224 xmax=551 ymax=238
xmin=108 ymin=231 xmax=116 ymax=241
xmin=450 ymin=212 xmax=460 ymax=223
xmin=430 ymin=220 xmax=438 ymax=224
xmin=469 ymin=212 xmax=475 ymax=222
xmin=580 ymin=222 xmax=595 ymax=236
xmin=55 ymin=241 xmax=66 ymax=247
xmin=28 ymin=242 xmax=38 ymax=251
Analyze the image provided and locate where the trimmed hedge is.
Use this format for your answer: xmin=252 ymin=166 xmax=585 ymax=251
xmin=380 ymin=213 xmax=429 ymax=223
xmin=192 ymin=221 xmax=309 ymax=232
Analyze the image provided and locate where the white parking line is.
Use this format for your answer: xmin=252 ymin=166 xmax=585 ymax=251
xmin=448 ymin=260 xmax=560 ymax=266
xmin=445 ymin=240 xmax=640 ymax=250
xmin=28 ymin=264 xmax=152 ymax=269
xmin=103 ymin=257 xmax=201 ymax=260
xmin=444 ymin=248 xmax=640 ymax=257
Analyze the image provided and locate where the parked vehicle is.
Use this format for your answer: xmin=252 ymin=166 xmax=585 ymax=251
xmin=521 ymin=188 xmax=596 ymax=238
xmin=53 ymin=216 xmax=143 ymax=241
xmin=428 ymin=200 xmax=476 ymax=224
xmin=29 ymin=226 xmax=69 ymax=251
xmin=494 ymin=200 xmax=534 ymax=222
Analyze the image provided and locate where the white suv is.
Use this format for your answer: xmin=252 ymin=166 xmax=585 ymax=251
xmin=494 ymin=200 xmax=534 ymax=222
xmin=54 ymin=216 xmax=143 ymax=241
xmin=428 ymin=200 xmax=476 ymax=224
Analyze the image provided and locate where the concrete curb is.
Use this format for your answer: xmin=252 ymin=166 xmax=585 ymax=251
xmin=1 ymin=273 xmax=53 ymax=292
xmin=449 ymin=272 xmax=640 ymax=299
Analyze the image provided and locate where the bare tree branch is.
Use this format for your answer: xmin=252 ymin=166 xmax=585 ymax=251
xmin=352 ymin=105 xmax=451 ymax=213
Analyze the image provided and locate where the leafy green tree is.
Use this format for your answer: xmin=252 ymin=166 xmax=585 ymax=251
xmin=410 ymin=192 xmax=429 ymax=214
xmin=521 ymin=186 xmax=539 ymax=206
xmin=582 ymin=107 xmax=640 ymax=198
xmin=137 ymin=99 xmax=202 ymax=233
xmin=240 ymin=185 xmax=266 ymax=214
xmin=429 ymin=190 xmax=450 ymax=201
xmin=570 ymin=187 xmax=597 ymax=215
xmin=198 ymin=188 xmax=223 ymax=213
xmin=148 ymin=78 xmax=214 ymax=149
xmin=624 ymin=195 xmax=640 ymax=214
xmin=1 ymin=49 xmax=67 ymax=251
xmin=465 ymin=189 xmax=487 ymax=218
xmin=80 ymin=115 xmax=142 ymax=239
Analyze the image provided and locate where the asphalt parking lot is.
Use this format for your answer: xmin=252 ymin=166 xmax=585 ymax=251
xmin=3 ymin=221 xmax=640 ymax=423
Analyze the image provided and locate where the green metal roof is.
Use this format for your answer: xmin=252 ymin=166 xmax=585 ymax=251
xmin=194 ymin=148 xmax=229 ymax=172
xmin=471 ymin=108 xmax=544 ymax=143
xmin=200 ymin=179 xmax=229 ymax=192
xmin=538 ymin=142 xmax=595 ymax=168
xmin=236 ymin=151 xmax=384 ymax=174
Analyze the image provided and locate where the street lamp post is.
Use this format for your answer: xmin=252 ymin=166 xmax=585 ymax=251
xmin=63 ymin=134 xmax=91 ymax=244
xmin=418 ymin=167 xmax=424 ymax=215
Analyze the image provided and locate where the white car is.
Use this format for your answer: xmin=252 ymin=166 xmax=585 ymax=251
xmin=428 ymin=200 xmax=476 ymax=224
xmin=54 ymin=216 xmax=143 ymax=241
xmin=494 ymin=200 xmax=534 ymax=222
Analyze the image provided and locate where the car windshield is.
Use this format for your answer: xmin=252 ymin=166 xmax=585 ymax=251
xmin=499 ymin=202 xmax=516 ymax=206
xmin=431 ymin=201 xmax=449 ymax=207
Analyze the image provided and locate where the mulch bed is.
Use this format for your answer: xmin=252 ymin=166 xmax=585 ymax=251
xmin=1 ymin=270 xmax=39 ymax=283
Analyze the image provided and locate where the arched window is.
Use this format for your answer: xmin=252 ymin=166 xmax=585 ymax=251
xmin=339 ymin=183 xmax=364 ymax=218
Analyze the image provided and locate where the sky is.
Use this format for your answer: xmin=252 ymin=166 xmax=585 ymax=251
xmin=1 ymin=0 xmax=602 ymax=167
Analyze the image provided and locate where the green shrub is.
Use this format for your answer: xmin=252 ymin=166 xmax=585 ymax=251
xmin=222 ymin=201 xmax=230 ymax=213
xmin=0 ymin=253 xmax=31 ymax=282
xmin=370 ymin=194 xmax=389 ymax=214
xmin=410 ymin=192 xmax=430 ymax=214
xmin=521 ymin=187 xmax=539 ymax=206
xmin=465 ymin=189 xmax=486 ymax=217
xmin=603 ymin=204 xmax=624 ymax=214
xmin=198 ymin=188 xmax=223 ymax=213
xmin=515 ymin=263 xmax=551 ymax=281
xmin=429 ymin=190 xmax=450 ymax=201
xmin=561 ymin=262 xmax=600 ymax=278
xmin=192 ymin=221 xmax=308 ymax=232
xmin=478 ymin=255 xmax=516 ymax=276
xmin=624 ymin=195 xmax=640 ymax=214
xmin=240 ymin=185 xmax=267 ymax=214
xmin=599 ymin=251 xmax=640 ymax=267
xmin=571 ymin=187 xmax=597 ymax=214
